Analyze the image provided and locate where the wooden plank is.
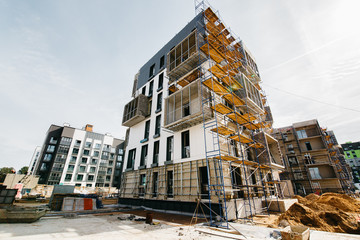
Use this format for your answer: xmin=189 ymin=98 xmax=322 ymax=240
xmin=229 ymin=134 xmax=252 ymax=144
xmin=223 ymin=93 xmax=245 ymax=107
xmin=214 ymin=155 xmax=239 ymax=161
xmin=249 ymin=143 xmax=264 ymax=149
xmin=211 ymin=103 xmax=233 ymax=115
xmin=211 ymin=126 xmax=235 ymax=136
xmin=204 ymin=8 xmax=218 ymax=23
xmin=168 ymin=85 xmax=178 ymax=93
xmin=233 ymin=159 xmax=258 ymax=166
xmin=202 ymin=78 xmax=229 ymax=96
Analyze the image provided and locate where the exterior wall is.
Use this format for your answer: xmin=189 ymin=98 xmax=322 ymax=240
xmin=28 ymin=146 xmax=42 ymax=175
xmin=4 ymin=174 xmax=39 ymax=189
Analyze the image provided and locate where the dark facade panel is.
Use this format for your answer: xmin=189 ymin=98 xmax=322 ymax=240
xmin=136 ymin=13 xmax=204 ymax=90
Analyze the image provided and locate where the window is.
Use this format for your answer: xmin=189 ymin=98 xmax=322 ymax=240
xmin=107 ymin=168 xmax=112 ymax=174
xmin=154 ymin=115 xmax=161 ymax=137
xmin=90 ymin=167 xmax=96 ymax=173
xmin=65 ymin=174 xmax=72 ymax=182
xmin=79 ymin=166 xmax=86 ymax=172
xmin=167 ymin=171 xmax=174 ymax=198
xmin=149 ymin=64 xmax=155 ymax=77
xmin=160 ymin=55 xmax=165 ymax=69
xmin=166 ymin=136 xmax=174 ymax=161
xmin=109 ymin=160 xmax=114 ymax=166
xmin=93 ymin=151 xmax=99 ymax=157
xmin=77 ymin=174 xmax=84 ymax=181
xmin=106 ymin=175 xmax=111 ymax=181
xmin=293 ymin=171 xmax=303 ymax=180
xmin=181 ymin=130 xmax=190 ymax=158
xmin=149 ymin=80 xmax=153 ymax=97
xmin=126 ymin=148 xmax=136 ymax=169
xmin=287 ymin=144 xmax=293 ymax=150
xmin=148 ymin=100 xmax=152 ymax=114
xmin=86 ymin=184 xmax=92 ymax=187
xmin=91 ymin=159 xmax=97 ymax=165
xmin=85 ymin=142 xmax=92 ymax=148
xmin=152 ymin=172 xmax=158 ymax=197
xmin=49 ymin=136 xmax=58 ymax=144
xmin=88 ymin=175 xmax=94 ymax=181
xmin=58 ymin=146 xmax=69 ymax=154
xmin=139 ymin=174 xmax=146 ymax=197
xmin=156 ymin=92 xmax=162 ymax=112
xmin=44 ymin=154 xmax=52 ymax=161
xmin=309 ymin=167 xmax=321 ymax=179
xmin=47 ymin=145 xmax=55 ymax=153
xmin=296 ymin=130 xmax=307 ymax=139
xmin=75 ymin=140 xmax=81 ymax=147
xmin=305 ymin=142 xmax=312 ymax=151
xmin=142 ymin=86 xmax=146 ymax=95
xmin=67 ymin=165 xmax=75 ymax=172
xmin=70 ymin=156 xmax=77 ymax=163
xmin=81 ymin=157 xmax=88 ymax=164
xmin=153 ymin=141 xmax=159 ymax=164
xmin=158 ymin=73 xmax=164 ymax=90
xmin=199 ymin=167 xmax=209 ymax=197
xmin=83 ymin=149 xmax=90 ymax=156
xmin=101 ymin=151 xmax=109 ymax=160
xmin=288 ymin=156 xmax=298 ymax=166
xmin=60 ymin=137 xmax=72 ymax=145
xmin=140 ymin=145 xmax=148 ymax=167
xmin=95 ymin=143 xmax=101 ymax=149
xmin=72 ymin=148 xmax=79 ymax=155
xmin=143 ymin=120 xmax=150 ymax=142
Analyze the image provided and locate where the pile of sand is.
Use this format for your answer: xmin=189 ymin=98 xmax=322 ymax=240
xmin=278 ymin=193 xmax=360 ymax=233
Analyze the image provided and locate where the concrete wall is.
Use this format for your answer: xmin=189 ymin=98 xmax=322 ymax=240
xmin=4 ymin=174 xmax=39 ymax=189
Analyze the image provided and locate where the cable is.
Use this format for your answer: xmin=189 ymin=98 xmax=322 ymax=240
xmin=263 ymin=83 xmax=360 ymax=113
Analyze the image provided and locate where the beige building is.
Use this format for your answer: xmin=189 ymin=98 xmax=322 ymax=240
xmin=272 ymin=119 xmax=353 ymax=195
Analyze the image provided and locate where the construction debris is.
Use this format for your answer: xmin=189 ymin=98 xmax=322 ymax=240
xmin=278 ymin=193 xmax=360 ymax=234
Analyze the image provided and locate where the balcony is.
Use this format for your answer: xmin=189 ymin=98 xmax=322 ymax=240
xmin=122 ymin=94 xmax=149 ymax=127
xmin=254 ymin=131 xmax=285 ymax=169
xmin=235 ymin=73 xmax=265 ymax=115
xmin=164 ymin=79 xmax=212 ymax=132
xmin=167 ymin=30 xmax=207 ymax=82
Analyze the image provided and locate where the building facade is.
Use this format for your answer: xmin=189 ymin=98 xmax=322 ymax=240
xmin=28 ymin=146 xmax=42 ymax=175
xmin=341 ymin=141 xmax=360 ymax=189
xmin=33 ymin=124 xmax=124 ymax=187
xmin=120 ymin=3 xmax=287 ymax=221
xmin=272 ymin=120 xmax=353 ymax=195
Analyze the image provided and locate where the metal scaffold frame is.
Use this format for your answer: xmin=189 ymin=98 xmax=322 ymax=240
xmin=194 ymin=0 xmax=280 ymax=227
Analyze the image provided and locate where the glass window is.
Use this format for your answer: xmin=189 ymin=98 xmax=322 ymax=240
xmin=309 ymin=168 xmax=321 ymax=179
xmin=166 ymin=136 xmax=174 ymax=161
xmin=85 ymin=142 xmax=92 ymax=148
xmin=93 ymin=151 xmax=99 ymax=157
xmin=79 ymin=166 xmax=86 ymax=172
xmin=95 ymin=143 xmax=101 ymax=149
xmin=156 ymin=92 xmax=162 ymax=111
xmin=90 ymin=167 xmax=96 ymax=173
xmin=296 ymin=130 xmax=307 ymax=139
xmin=149 ymin=64 xmax=155 ymax=77
xmin=91 ymin=159 xmax=97 ymax=165
xmin=60 ymin=137 xmax=72 ymax=145
xmin=149 ymin=81 xmax=153 ymax=97
xmin=160 ymin=55 xmax=165 ymax=69
xmin=77 ymin=174 xmax=84 ymax=181
xmin=64 ymin=174 xmax=72 ymax=182
xmin=126 ymin=148 xmax=136 ymax=169
xmin=154 ymin=115 xmax=161 ymax=137
xmin=158 ymin=73 xmax=163 ymax=90
xmin=88 ymin=175 xmax=94 ymax=181
xmin=167 ymin=171 xmax=174 ymax=198
xmin=67 ymin=165 xmax=75 ymax=172
xmin=152 ymin=172 xmax=158 ymax=197
xmin=72 ymin=148 xmax=79 ymax=154
xmin=153 ymin=141 xmax=159 ymax=164
xmin=181 ymin=130 xmax=190 ymax=158
xmin=140 ymin=145 xmax=148 ymax=166
xmin=83 ymin=149 xmax=90 ymax=156
xmin=47 ymin=145 xmax=55 ymax=153
xmin=81 ymin=157 xmax=87 ymax=164
xmin=44 ymin=154 xmax=52 ymax=161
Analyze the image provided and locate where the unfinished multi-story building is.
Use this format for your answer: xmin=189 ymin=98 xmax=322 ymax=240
xmin=272 ymin=120 xmax=353 ymax=196
xmin=34 ymin=124 xmax=125 ymax=188
xmin=120 ymin=2 xmax=287 ymax=224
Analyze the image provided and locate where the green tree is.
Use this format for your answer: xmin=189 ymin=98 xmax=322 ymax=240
xmin=18 ymin=166 xmax=29 ymax=175
xmin=0 ymin=167 xmax=15 ymax=182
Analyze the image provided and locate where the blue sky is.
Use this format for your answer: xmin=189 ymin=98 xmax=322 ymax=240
xmin=1 ymin=0 xmax=360 ymax=170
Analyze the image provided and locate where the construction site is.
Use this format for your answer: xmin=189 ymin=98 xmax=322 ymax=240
xmin=1 ymin=1 xmax=360 ymax=240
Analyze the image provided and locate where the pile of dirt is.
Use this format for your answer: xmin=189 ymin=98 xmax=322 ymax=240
xmin=278 ymin=193 xmax=360 ymax=234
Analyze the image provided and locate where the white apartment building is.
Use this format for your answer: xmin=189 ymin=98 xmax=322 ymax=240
xmin=33 ymin=124 xmax=124 ymax=187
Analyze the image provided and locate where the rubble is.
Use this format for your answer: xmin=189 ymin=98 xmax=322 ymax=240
xmin=278 ymin=193 xmax=360 ymax=234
